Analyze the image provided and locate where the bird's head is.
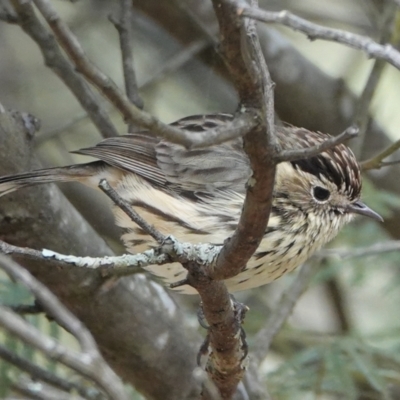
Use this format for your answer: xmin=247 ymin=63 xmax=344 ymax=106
xmin=274 ymin=127 xmax=382 ymax=236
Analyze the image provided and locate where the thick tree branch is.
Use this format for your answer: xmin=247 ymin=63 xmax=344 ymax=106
xmin=0 ymin=108 xmax=201 ymax=400
xmin=185 ymin=0 xmax=278 ymax=398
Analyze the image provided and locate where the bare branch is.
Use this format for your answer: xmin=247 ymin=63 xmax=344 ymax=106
xmin=325 ymin=275 xmax=351 ymax=333
xmin=31 ymin=0 xmax=257 ymax=148
xmin=12 ymin=376 xmax=87 ymax=400
xmin=352 ymin=59 xmax=387 ymax=157
xmin=276 ymin=125 xmax=359 ymax=163
xmin=5 ymin=303 xmax=43 ymax=315
xmin=0 ymin=345 xmax=105 ymax=400
xmin=35 ymin=110 xmax=92 ymax=145
xmin=0 ymin=236 xmax=223 ymax=280
xmin=189 ymin=0 xmax=278 ymax=396
xmin=318 ymin=240 xmax=400 ymax=259
xmin=99 ymin=179 xmax=166 ymax=244
xmin=0 ymin=238 xmax=168 ymax=277
xmin=361 ymin=138 xmax=400 ymax=170
xmin=176 ymin=0 xmax=219 ymax=47
xmin=110 ymin=0 xmax=144 ymax=114
xmin=36 ymin=38 xmax=210 ymax=145
xmin=241 ymin=7 xmax=400 ymax=71
xmin=140 ymin=39 xmax=211 ymax=88
xmin=352 ymin=1 xmax=397 ymax=157
xmin=0 ymin=255 xmax=130 ymax=400
xmin=10 ymin=0 xmax=119 ymax=138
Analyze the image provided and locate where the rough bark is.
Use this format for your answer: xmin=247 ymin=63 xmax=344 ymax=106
xmin=0 ymin=107 xmax=201 ymax=400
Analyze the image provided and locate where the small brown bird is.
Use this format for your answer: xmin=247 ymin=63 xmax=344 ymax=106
xmin=0 ymin=114 xmax=382 ymax=294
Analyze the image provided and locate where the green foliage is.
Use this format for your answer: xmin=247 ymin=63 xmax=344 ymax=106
xmin=267 ymin=335 xmax=400 ymax=399
xmin=0 ymin=275 xmax=61 ymax=397
xmin=0 ymin=274 xmax=145 ymax=399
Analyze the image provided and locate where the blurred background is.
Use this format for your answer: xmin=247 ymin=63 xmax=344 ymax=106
xmin=0 ymin=0 xmax=400 ymax=399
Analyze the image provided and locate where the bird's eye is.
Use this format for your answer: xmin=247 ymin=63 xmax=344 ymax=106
xmin=312 ymin=186 xmax=331 ymax=202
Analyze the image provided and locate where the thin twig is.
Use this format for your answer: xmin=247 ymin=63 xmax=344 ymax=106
xmin=175 ymin=0 xmax=219 ymax=47
xmin=0 ymin=255 xmax=130 ymax=400
xmin=98 ymin=179 xmax=165 ymax=244
xmin=352 ymin=59 xmax=387 ymax=158
xmin=12 ymin=376 xmax=86 ymax=400
xmin=361 ymin=138 xmax=400 ymax=170
xmin=0 ymin=306 xmax=125 ymax=399
xmin=11 ymin=0 xmax=119 ymax=138
xmin=0 ymin=238 xmax=164 ymax=277
xmin=379 ymin=159 xmax=400 ymax=167
xmin=0 ymin=345 xmax=105 ymax=400
xmin=32 ymin=0 xmax=258 ymax=148
xmin=35 ymin=110 xmax=91 ymax=145
xmin=0 ymin=254 xmax=94 ymax=352
xmin=0 ymin=237 xmax=221 ymax=280
xmin=36 ymin=38 xmax=210 ymax=145
xmin=352 ymin=1 xmax=397 ymax=158
xmin=318 ymin=240 xmax=400 ymax=259
xmin=41 ymin=247 xmax=170 ymax=278
xmin=140 ymin=39 xmax=210 ymax=89
xmin=6 ymin=303 xmax=43 ymax=315
xmin=325 ymin=276 xmax=351 ymax=333
xmin=110 ymin=0 xmax=144 ymax=116
xmin=276 ymin=125 xmax=359 ymax=163
xmin=240 ymin=7 xmax=400 ymax=70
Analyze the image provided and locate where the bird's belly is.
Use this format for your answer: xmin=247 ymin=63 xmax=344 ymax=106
xmin=111 ymin=176 xmax=328 ymax=294
xmin=142 ymin=245 xmax=310 ymax=294
xmin=132 ymin=232 xmax=316 ymax=294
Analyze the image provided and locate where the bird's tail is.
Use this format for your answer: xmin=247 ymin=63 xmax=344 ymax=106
xmin=0 ymin=161 xmax=106 ymax=197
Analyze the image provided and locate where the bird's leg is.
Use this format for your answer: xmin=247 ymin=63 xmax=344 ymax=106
xmin=230 ymin=295 xmax=250 ymax=361
xmin=197 ymin=296 xmax=249 ymax=363
xmin=197 ymin=301 xmax=210 ymax=329
xmin=197 ymin=332 xmax=210 ymax=366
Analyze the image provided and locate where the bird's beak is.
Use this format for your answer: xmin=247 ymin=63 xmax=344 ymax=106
xmin=348 ymin=201 xmax=384 ymax=222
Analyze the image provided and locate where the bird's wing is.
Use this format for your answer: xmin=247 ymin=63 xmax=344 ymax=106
xmin=72 ymin=134 xmax=165 ymax=186
xmin=72 ymin=115 xmax=251 ymax=195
